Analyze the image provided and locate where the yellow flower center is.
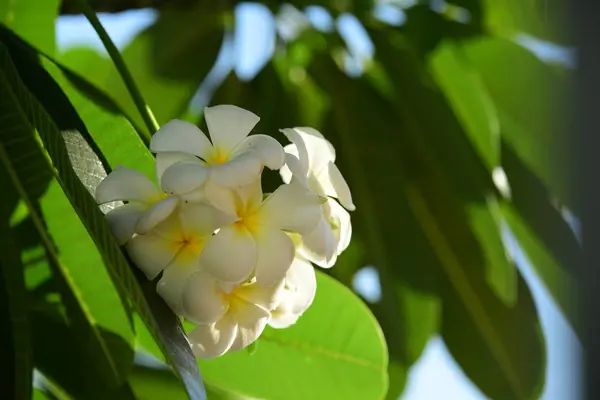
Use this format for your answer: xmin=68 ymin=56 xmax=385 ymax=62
xmin=173 ymin=234 xmax=205 ymax=263
xmin=206 ymin=148 xmax=229 ymax=165
xmin=146 ymin=191 xmax=169 ymax=207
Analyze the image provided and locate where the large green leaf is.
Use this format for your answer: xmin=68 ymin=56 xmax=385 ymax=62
xmin=309 ymin=47 xmax=545 ymax=399
xmin=461 ymin=36 xmax=576 ymax=212
xmin=0 ymin=65 xmax=135 ymax=391
xmin=0 ymin=41 xmax=206 ymax=399
xmin=0 ymin=197 xmax=32 ymax=400
xmin=0 ymin=1 xmax=60 ymax=54
xmin=195 ymin=272 xmax=388 ymax=400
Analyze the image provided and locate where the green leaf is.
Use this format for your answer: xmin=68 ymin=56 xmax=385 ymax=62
xmin=0 ymin=41 xmax=206 ymax=399
xmin=0 ymin=196 xmax=32 ymax=400
xmin=0 ymin=1 xmax=60 ymax=54
xmin=370 ymin=31 xmax=517 ymax=308
xmin=429 ymin=40 xmax=500 ymax=170
xmin=482 ymin=0 xmax=572 ymax=44
xmin=461 ymin=36 xmax=577 ymax=212
xmin=60 ymin=2 xmax=226 ymax=128
xmin=501 ymin=142 xmax=582 ymax=337
xmin=196 ymin=272 xmax=388 ymax=400
xmin=309 ymin=49 xmax=545 ymax=399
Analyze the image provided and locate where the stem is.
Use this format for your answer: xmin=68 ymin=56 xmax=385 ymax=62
xmin=74 ymin=0 xmax=159 ymax=142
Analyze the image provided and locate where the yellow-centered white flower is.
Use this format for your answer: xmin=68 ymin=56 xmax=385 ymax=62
xmin=280 ymin=127 xmax=354 ymax=268
xmin=184 ymin=270 xmax=284 ymax=359
xmin=150 ymin=105 xmax=284 ymax=203
xmin=95 ymin=166 xmax=179 ymax=245
xmin=125 ymin=203 xmax=234 ymax=314
xmin=269 ymin=255 xmax=317 ymax=329
xmin=199 ymin=178 xmax=322 ymax=286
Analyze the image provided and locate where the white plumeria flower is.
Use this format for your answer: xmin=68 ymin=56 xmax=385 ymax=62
xmin=269 ymin=255 xmax=317 ymax=329
xmin=184 ymin=270 xmax=284 ymax=359
xmin=149 ymin=105 xmax=285 ymax=203
xmin=125 ymin=202 xmax=234 ymax=314
xmin=95 ymin=166 xmax=180 ymax=245
xmin=199 ymin=178 xmax=322 ymax=286
xmin=279 ymin=127 xmax=354 ymax=268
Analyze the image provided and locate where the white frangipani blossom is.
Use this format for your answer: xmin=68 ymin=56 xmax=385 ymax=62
xmin=184 ymin=270 xmax=284 ymax=359
xmin=269 ymin=255 xmax=317 ymax=329
xmin=150 ymin=105 xmax=285 ymax=203
xmin=280 ymin=127 xmax=355 ymax=268
xmin=95 ymin=166 xmax=180 ymax=245
xmin=126 ymin=203 xmax=234 ymax=314
xmin=95 ymin=107 xmax=356 ymax=360
xmin=199 ymin=178 xmax=322 ymax=285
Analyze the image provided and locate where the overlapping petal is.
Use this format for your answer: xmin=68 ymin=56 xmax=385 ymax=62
xmin=183 ymin=270 xmax=229 ymax=324
xmin=205 ymin=105 xmax=260 ymax=153
xmin=105 ymin=203 xmax=145 ymax=245
xmin=253 ymin=228 xmax=295 ymax=285
xmin=200 ymin=225 xmax=256 ymax=284
xmin=126 ymin=232 xmax=177 ymax=280
xmin=135 ymin=196 xmax=180 ymax=234
xmin=259 ymin=181 xmax=321 ymax=235
xmin=189 ymin=317 xmax=237 ymax=359
xmin=269 ymin=256 xmax=317 ymax=329
xmin=160 ymin=160 xmax=210 ymax=195
xmin=150 ymin=119 xmax=212 ymax=160
xmin=95 ymin=166 xmax=159 ymax=204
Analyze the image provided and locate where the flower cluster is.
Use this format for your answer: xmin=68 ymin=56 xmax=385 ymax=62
xmin=94 ymin=105 xmax=355 ymax=359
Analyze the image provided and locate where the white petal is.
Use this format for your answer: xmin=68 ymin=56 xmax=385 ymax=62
xmin=150 ymin=119 xmax=213 ymax=160
xmin=254 ymin=228 xmax=295 ymax=285
xmin=179 ymin=202 xmax=237 ymax=237
xmin=269 ymin=309 xmax=300 ymax=329
xmin=280 ymin=152 xmax=308 ymax=187
xmin=156 ymin=152 xmax=198 ymax=186
xmin=135 ymin=196 xmax=180 ymax=234
xmin=317 ymin=161 xmax=355 ymax=211
xmin=286 ymin=256 xmax=317 ymax=314
xmin=298 ymin=216 xmax=336 ymax=268
xmin=105 ymin=203 xmax=145 ymax=245
xmin=204 ymin=181 xmax=238 ymax=216
xmin=183 ymin=270 xmax=228 ymax=324
xmin=234 ymin=279 xmax=285 ymax=311
xmin=189 ymin=317 xmax=237 ymax=359
xmin=126 ymin=233 xmax=176 ymax=280
xmin=269 ymin=257 xmax=316 ymax=328
xmin=258 ymin=182 xmax=321 ymax=235
xmin=209 ymin=152 xmax=262 ymax=188
xmin=160 ymin=160 xmax=210 ymax=195
xmin=156 ymin=254 xmax=199 ymax=315
xmin=280 ymin=129 xmax=309 ymax=173
xmin=200 ymin=225 xmax=256 ymax=284
xmin=286 ymin=127 xmax=335 ymax=174
xmin=329 ymin=198 xmax=352 ymax=254
xmin=95 ymin=166 xmax=159 ymax=204
xmin=233 ymin=134 xmax=285 ymax=170
xmin=204 ymin=105 xmax=260 ymax=154
xmin=228 ymin=299 xmax=270 ymax=352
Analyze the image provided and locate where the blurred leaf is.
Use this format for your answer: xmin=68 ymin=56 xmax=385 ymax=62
xmin=0 ymin=1 xmax=60 ymax=54
xmin=61 ymin=3 xmax=226 ymax=130
xmin=501 ymin=142 xmax=582 ymax=337
xmin=429 ymin=40 xmax=500 ymax=170
xmin=0 ymin=199 xmax=32 ymax=400
xmin=310 ymin=50 xmax=545 ymax=399
xmin=482 ymin=0 xmax=572 ymax=44
xmin=0 ymin=42 xmax=206 ymax=399
xmin=191 ymin=272 xmax=388 ymax=400
xmin=461 ymin=36 xmax=577 ymax=213
xmin=370 ymin=31 xmax=517 ymax=307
